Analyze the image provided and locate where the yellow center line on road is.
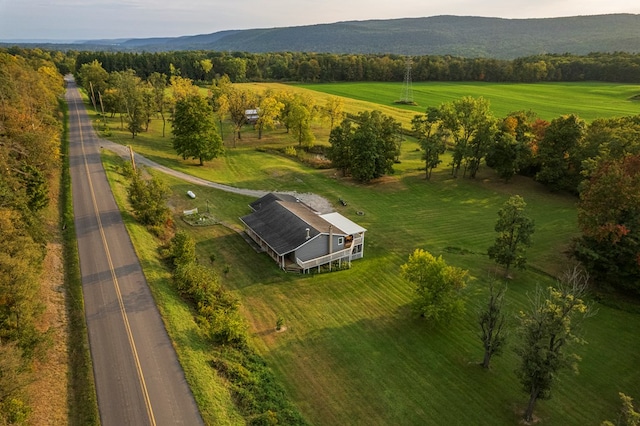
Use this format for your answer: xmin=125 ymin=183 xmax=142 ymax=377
xmin=72 ymin=92 xmax=156 ymax=426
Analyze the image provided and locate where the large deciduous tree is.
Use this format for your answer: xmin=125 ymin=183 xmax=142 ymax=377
xmin=438 ymin=96 xmax=494 ymax=178
xmin=535 ymin=114 xmax=585 ymax=192
xmin=256 ymin=91 xmax=284 ymax=139
xmin=400 ymin=249 xmax=467 ymax=324
xmin=412 ymin=108 xmax=446 ymax=180
xmin=221 ymin=87 xmax=258 ymax=147
xmin=282 ymin=92 xmax=316 ymax=148
xmin=172 ymin=94 xmax=223 ymax=165
xmin=327 ymin=119 xmax=353 ymax=177
xmin=515 ymin=268 xmax=592 ymax=423
xmin=148 ymin=72 xmax=169 ymax=137
xmin=487 ymin=195 xmax=535 ymax=275
xmin=127 ymin=171 xmax=171 ymax=228
xmin=322 ymin=96 xmax=345 ymax=132
xmin=328 ymin=110 xmax=401 ymax=183
xmin=573 ymin=154 xmax=640 ymax=295
xmin=486 ymin=111 xmax=536 ymax=182
xmin=77 ymin=59 xmax=109 ymax=110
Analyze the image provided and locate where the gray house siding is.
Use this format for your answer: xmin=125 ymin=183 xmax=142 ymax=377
xmin=295 ymin=234 xmax=347 ymax=262
xmin=240 ymin=193 xmax=366 ymax=273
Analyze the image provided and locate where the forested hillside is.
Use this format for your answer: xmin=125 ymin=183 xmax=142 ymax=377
xmin=70 ymin=49 xmax=640 ymax=84
xmin=0 ymin=51 xmax=65 ymax=423
xmin=8 ymin=14 xmax=639 ymax=59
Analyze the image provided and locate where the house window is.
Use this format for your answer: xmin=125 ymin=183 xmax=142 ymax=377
xmin=338 ymin=237 xmax=344 ymax=246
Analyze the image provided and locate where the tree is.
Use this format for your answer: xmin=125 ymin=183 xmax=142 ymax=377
xmin=536 ymin=114 xmax=586 ymax=192
xmin=486 ymin=130 xmax=520 ymax=182
xmin=515 ymin=268 xmax=592 ymax=423
xmin=602 ymin=393 xmax=640 ymax=426
xmin=322 ymin=96 xmax=345 ymax=132
xmin=478 ymin=281 xmax=507 ymax=369
xmin=464 ymin=118 xmax=497 ymax=178
xmin=573 ymin=154 xmax=640 ymax=295
xmin=77 ymin=59 xmax=108 ymax=110
xmin=328 ymin=119 xmax=354 ymax=177
xmin=438 ymin=96 xmax=494 ymax=178
xmin=172 ymin=94 xmax=223 ymax=165
xmin=283 ymin=93 xmax=316 ymax=148
xmin=110 ymin=69 xmax=145 ymax=137
xmin=222 ymin=87 xmax=257 ymax=147
xmin=412 ymin=108 xmax=446 ymax=180
xmin=127 ymin=172 xmax=171 ymax=227
xmin=167 ymin=231 xmax=196 ymax=269
xmin=328 ymin=110 xmax=403 ymax=182
xmin=488 ymin=195 xmax=535 ymax=275
xmin=400 ymin=249 xmax=468 ymax=324
xmin=349 ymin=110 xmax=401 ymax=183
xmin=148 ymin=72 xmax=169 ymax=137
xmin=256 ymin=91 xmax=284 ymax=139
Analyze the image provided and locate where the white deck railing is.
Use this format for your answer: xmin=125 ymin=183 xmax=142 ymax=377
xmin=295 ymin=236 xmax=363 ymax=270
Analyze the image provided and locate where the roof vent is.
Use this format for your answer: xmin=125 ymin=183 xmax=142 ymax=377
xmin=305 ymin=228 xmax=310 ymax=239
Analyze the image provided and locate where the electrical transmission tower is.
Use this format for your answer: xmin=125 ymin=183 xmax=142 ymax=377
xmin=396 ymin=56 xmax=416 ymax=105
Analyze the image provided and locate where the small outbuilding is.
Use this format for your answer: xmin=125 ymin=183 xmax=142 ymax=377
xmin=240 ymin=193 xmax=366 ymax=273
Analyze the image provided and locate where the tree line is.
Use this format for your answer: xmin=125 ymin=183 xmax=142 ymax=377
xmin=25 ymin=48 xmax=640 ymax=84
xmin=0 ymin=51 xmax=65 ymax=423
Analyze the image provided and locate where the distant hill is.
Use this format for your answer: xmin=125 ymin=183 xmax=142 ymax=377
xmin=5 ymin=14 xmax=640 ymax=59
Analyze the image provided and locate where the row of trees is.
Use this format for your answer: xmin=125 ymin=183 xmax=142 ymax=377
xmin=400 ymin=254 xmax=590 ymax=423
xmin=406 ymin=98 xmax=640 ymax=295
xmin=67 ymin=50 xmax=640 ymax=83
xmin=0 ymin=51 xmax=65 ymax=422
xmin=77 ymin=60 xmax=347 ymax=165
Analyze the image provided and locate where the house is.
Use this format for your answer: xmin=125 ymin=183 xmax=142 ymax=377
xmin=240 ymin=193 xmax=366 ymax=273
xmin=244 ymin=109 xmax=259 ymax=124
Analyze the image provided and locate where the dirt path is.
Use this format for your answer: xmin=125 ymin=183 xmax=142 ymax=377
xmin=100 ymin=140 xmax=335 ymax=214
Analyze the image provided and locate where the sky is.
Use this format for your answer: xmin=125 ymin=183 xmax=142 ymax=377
xmin=0 ymin=0 xmax=639 ymax=42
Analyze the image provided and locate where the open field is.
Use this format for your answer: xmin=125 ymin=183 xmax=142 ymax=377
xmin=91 ymin=83 xmax=640 ymax=425
xmin=296 ymin=81 xmax=640 ymax=122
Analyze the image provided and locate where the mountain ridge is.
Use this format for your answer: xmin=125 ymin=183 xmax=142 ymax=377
xmin=5 ymin=14 xmax=640 ymax=59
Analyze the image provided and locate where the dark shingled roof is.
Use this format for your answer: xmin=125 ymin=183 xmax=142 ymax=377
xmin=241 ymin=193 xmax=346 ymax=255
xmin=248 ymin=192 xmax=299 ymax=212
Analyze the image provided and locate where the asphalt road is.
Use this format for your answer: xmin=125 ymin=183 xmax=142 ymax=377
xmin=66 ymin=76 xmax=204 ymax=426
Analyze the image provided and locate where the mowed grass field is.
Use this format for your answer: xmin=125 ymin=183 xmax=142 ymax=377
xmin=296 ymin=81 xmax=640 ymax=122
xmin=91 ymin=82 xmax=640 ymax=425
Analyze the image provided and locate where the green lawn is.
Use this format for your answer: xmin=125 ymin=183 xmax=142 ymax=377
xmin=91 ymin=83 xmax=640 ymax=425
xmin=298 ymin=81 xmax=640 ymax=122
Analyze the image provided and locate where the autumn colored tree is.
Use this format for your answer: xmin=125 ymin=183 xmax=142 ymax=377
xmin=400 ymin=249 xmax=468 ymax=324
xmin=322 ymin=96 xmax=345 ymax=132
xmin=486 ymin=112 xmax=536 ymax=182
xmin=573 ymin=154 xmax=640 ymax=295
xmin=256 ymin=91 xmax=284 ymax=139
xmin=221 ymin=87 xmax=258 ymax=147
